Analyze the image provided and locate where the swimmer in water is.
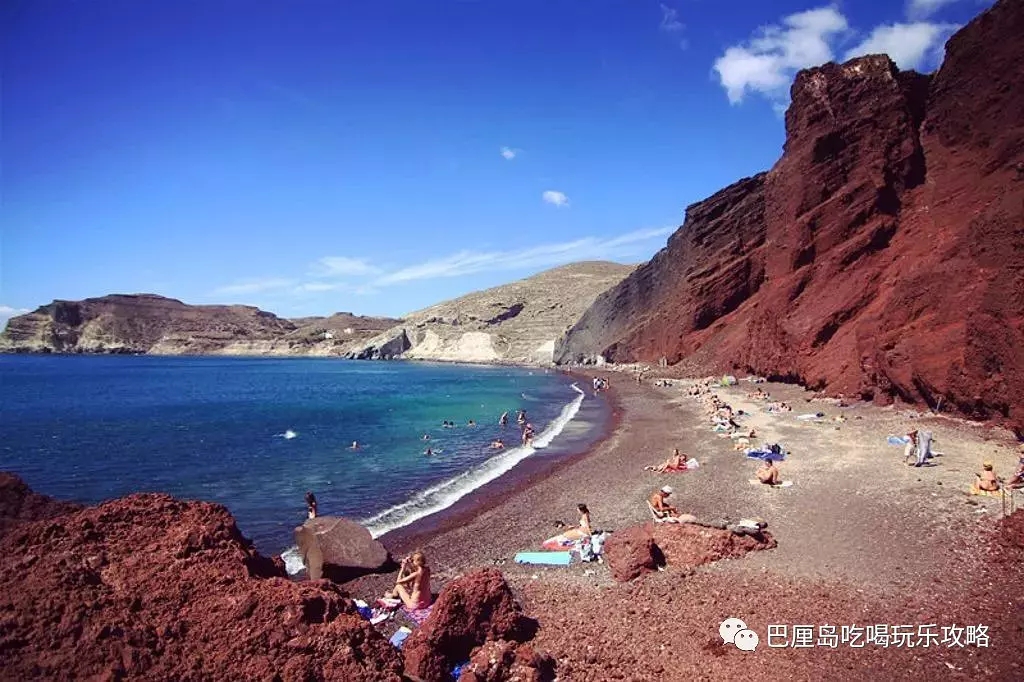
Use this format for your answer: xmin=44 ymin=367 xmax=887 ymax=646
xmin=350 ymin=441 xmax=360 ymax=450
xmin=424 ymin=447 xmax=433 ymax=456
xmin=467 ymin=419 xmax=476 ymax=427
xmin=422 ymin=434 xmax=431 ymax=441
xmin=490 ymin=439 xmax=505 ymax=450
xmin=499 ymin=411 xmax=509 ymax=427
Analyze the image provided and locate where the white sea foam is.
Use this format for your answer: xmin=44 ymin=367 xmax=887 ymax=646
xmin=276 ymin=429 xmax=297 ymax=440
xmin=282 ymin=546 xmax=306 ymax=575
xmin=361 ymin=384 xmax=586 ymax=539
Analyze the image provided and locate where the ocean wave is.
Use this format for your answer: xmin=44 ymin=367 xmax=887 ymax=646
xmin=360 ymin=383 xmax=586 ymax=539
xmin=281 ymin=546 xmax=305 ymax=575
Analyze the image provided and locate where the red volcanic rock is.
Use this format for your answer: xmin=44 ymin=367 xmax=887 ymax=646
xmin=604 ymin=523 xmax=776 ymax=583
xmin=403 ymin=568 xmax=536 ymax=682
xmin=457 ymin=641 xmax=556 ymax=682
xmin=0 ymin=472 xmax=82 ymax=534
xmin=603 ymin=524 xmax=662 ymax=582
xmin=989 ymin=509 xmax=1024 ymax=564
xmin=650 ymin=522 xmax=776 ymax=568
xmin=0 ymin=490 xmax=402 ymax=681
xmin=557 ymin=0 xmax=1024 ymax=434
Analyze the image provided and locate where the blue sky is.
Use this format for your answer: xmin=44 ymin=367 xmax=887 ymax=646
xmin=1 ymin=0 xmax=992 ymax=321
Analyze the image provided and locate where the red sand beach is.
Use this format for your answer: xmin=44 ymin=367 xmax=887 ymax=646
xmin=351 ymin=372 xmax=1024 ymax=681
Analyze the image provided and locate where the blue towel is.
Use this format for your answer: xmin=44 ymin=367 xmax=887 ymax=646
xmin=887 ymin=435 xmax=910 ymax=446
xmin=746 ymin=450 xmax=786 ymax=462
xmin=514 ymin=551 xmax=573 ymax=566
xmin=389 ymin=627 xmax=412 ymax=649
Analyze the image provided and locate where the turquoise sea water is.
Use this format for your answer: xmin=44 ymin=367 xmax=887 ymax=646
xmin=0 ymin=355 xmax=602 ymax=569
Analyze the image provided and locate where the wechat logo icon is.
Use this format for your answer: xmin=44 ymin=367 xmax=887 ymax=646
xmin=719 ymin=618 xmax=759 ymax=652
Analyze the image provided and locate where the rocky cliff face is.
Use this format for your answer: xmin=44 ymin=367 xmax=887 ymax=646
xmin=348 ymin=261 xmax=634 ymax=364
xmin=0 ymin=294 xmax=398 ymax=356
xmin=557 ymin=0 xmax=1024 ymax=432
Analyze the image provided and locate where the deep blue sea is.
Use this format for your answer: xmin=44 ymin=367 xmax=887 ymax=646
xmin=0 ymin=355 xmax=602 ymax=571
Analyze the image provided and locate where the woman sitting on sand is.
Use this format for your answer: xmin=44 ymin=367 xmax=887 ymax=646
xmin=645 ymin=448 xmax=691 ymax=473
xmin=975 ymin=461 xmax=1001 ymax=492
xmin=756 ymin=460 xmax=781 ymax=486
xmin=386 ymin=551 xmax=432 ymax=610
xmin=561 ymin=503 xmax=593 ymax=541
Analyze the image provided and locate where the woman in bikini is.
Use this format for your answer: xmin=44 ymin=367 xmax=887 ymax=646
xmin=645 ymin=448 xmax=689 ymax=472
xmin=562 ymin=503 xmax=592 ymax=541
xmin=387 ymin=551 xmax=432 ymax=610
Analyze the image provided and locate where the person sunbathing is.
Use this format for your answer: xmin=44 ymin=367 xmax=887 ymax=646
xmin=976 ymin=462 xmax=1001 ymax=492
xmin=756 ymin=460 xmax=782 ymax=486
xmin=386 ymin=551 xmax=432 ymax=610
xmin=645 ymin=449 xmax=690 ymax=472
xmin=562 ymin=503 xmax=593 ymax=541
xmin=649 ymin=486 xmax=682 ymax=519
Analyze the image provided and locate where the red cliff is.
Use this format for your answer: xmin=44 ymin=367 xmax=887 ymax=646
xmin=556 ymin=0 xmax=1024 ymax=432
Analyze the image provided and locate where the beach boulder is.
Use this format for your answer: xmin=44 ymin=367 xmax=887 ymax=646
xmin=457 ymin=640 xmax=556 ymax=682
xmin=603 ymin=525 xmax=662 ymax=581
xmin=403 ymin=568 xmax=538 ymax=682
xmin=604 ymin=522 xmax=777 ymax=582
xmin=295 ymin=515 xmax=390 ymax=581
xmin=650 ymin=522 xmax=776 ymax=568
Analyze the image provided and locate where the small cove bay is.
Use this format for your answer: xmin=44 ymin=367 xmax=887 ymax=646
xmin=0 ymin=356 xmax=606 ymax=572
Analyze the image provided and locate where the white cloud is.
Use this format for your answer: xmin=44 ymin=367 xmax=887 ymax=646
xmin=714 ymin=6 xmax=849 ymax=104
xmin=660 ymin=4 xmax=684 ymax=32
xmin=844 ymin=21 xmax=959 ymax=70
xmin=500 ymin=146 xmax=517 ymax=160
xmin=214 ymin=278 xmax=294 ymax=295
xmin=906 ymin=0 xmax=963 ymax=19
xmin=375 ymin=227 xmax=673 ymax=285
xmin=542 ymin=190 xmax=570 ymax=207
xmin=294 ymin=282 xmax=346 ymax=293
xmin=217 ymin=227 xmax=673 ymax=299
xmin=313 ymin=256 xmax=380 ymax=277
xmin=0 ymin=304 xmax=30 ymax=324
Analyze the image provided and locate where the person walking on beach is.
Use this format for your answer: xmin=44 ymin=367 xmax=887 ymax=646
xmin=386 ymin=551 xmax=432 ymax=610
xmin=305 ymin=492 xmax=318 ymax=519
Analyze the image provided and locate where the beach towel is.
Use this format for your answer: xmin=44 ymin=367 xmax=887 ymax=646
xmin=541 ymin=533 xmax=576 ymax=550
xmin=403 ymin=605 xmax=433 ymax=626
xmin=514 ymin=551 xmax=573 ymax=566
xmin=969 ymin=484 xmax=1004 ymax=498
xmin=748 ymin=479 xmax=793 ymax=488
xmin=377 ymin=597 xmax=402 ymax=610
xmin=746 ymin=449 xmax=786 ymax=462
xmin=389 ymin=626 xmax=413 ymax=649
xmin=887 ymin=435 xmax=910 ymax=446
